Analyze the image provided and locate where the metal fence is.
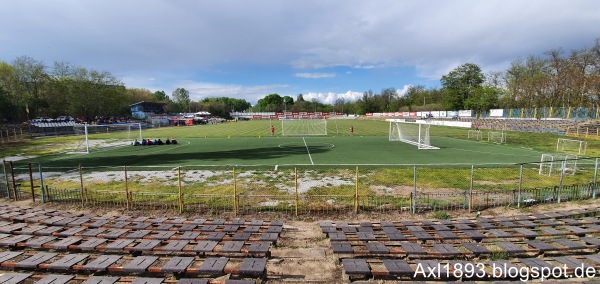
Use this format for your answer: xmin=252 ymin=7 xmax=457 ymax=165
xmin=3 ymin=158 xmax=599 ymax=217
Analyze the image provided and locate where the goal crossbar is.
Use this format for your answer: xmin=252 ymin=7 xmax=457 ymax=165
xmin=280 ymin=118 xmax=327 ymax=136
xmin=70 ymin=123 xmax=143 ymax=154
xmin=557 ymin=138 xmax=587 ymax=155
xmin=389 ymin=121 xmax=439 ymax=150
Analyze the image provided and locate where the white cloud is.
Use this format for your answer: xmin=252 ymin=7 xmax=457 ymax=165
xmin=176 ymin=81 xmax=288 ymax=105
xmin=303 ymin=91 xmax=363 ymax=105
xmin=2 ymin=0 xmax=600 ymax=102
xmin=295 ymin=73 xmax=336 ymax=79
xmin=396 ymin=85 xmax=412 ymax=97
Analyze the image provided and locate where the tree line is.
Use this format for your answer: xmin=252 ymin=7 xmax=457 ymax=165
xmin=1 ymin=39 xmax=599 ymax=122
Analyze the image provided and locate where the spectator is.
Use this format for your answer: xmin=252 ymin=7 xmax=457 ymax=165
xmin=171 ymin=138 xmax=178 ymax=144
xmin=157 ymin=139 xmax=164 ymax=145
xmin=166 ymin=138 xmax=171 ymax=144
xmin=141 ymin=139 xmax=147 ymax=146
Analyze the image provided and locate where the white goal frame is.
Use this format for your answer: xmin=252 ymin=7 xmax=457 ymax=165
xmin=539 ymin=153 xmax=578 ymax=176
xmin=70 ymin=123 xmax=143 ymax=154
xmin=487 ymin=131 xmax=506 ymax=144
xmin=557 ymin=138 xmax=587 ymax=155
xmin=280 ymin=118 xmax=327 ymax=136
xmin=468 ymin=130 xmax=482 ymax=141
xmin=389 ymin=121 xmax=439 ymax=150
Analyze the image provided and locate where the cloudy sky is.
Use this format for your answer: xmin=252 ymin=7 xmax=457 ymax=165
xmin=2 ymin=1 xmax=599 ymax=105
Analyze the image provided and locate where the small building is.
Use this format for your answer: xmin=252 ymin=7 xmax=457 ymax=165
xmin=130 ymin=101 xmax=167 ymax=119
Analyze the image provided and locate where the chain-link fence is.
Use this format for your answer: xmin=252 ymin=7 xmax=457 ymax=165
xmin=3 ymin=158 xmax=599 ymax=216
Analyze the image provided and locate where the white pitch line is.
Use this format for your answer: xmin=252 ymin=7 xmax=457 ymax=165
xmin=303 ymin=137 xmax=314 ymax=165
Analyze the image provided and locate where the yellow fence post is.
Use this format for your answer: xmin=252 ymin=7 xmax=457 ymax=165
xmin=354 ymin=166 xmax=359 ymax=214
xmin=549 ymin=106 xmax=553 ymax=118
xmin=124 ymin=166 xmax=129 ymax=211
xmin=233 ymin=167 xmax=237 ymax=217
xmin=294 ymin=167 xmax=298 ymax=218
xmin=178 ymin=166 xmax=183 ymax=214
xmin=567 ymin=106 xmax=572 ymax=119
xmin=79 ymin=164 xmax=84 ymax=206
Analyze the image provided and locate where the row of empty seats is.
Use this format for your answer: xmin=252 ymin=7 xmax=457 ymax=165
xmin=0 ymin=205 xmax=281 ymax=283
xmin=325 ymin=207 xmax=600 ymax=282
xmin=0 ymin=272 xmax=258 ymax=284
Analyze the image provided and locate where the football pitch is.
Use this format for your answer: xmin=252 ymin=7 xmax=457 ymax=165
xmin=29 ymin=119 xmax=552 ymax=168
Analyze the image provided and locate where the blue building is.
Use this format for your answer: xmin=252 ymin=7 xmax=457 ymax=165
xmin=130 ymin=101 xmax=166 ymax=119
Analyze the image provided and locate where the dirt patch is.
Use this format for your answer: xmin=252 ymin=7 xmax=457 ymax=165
xmin=268 ymin=221 xmax=341 ymax=283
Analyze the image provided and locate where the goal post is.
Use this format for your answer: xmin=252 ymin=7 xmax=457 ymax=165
xmin=539 ymin=153 xmax=578 ymax=176
xmin=557 ymin=138 xmax=587 ymax=155
xmin=389 ymin=120 xmax=439 ymax=150
xmin=487 ymin=131 xmax=506 ymax=144
xmin=280 ymin=118 xmax=327 ymax=136
xmin=70 ymin=123 xmax=143 ymax=154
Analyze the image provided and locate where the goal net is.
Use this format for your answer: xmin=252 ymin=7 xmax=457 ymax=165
xmin=281 ymin=118 xmax=327 ymax=136
xmin=539 ymin=153 xmax=578 ymax=176
xmin=468 ymin=130 xmax=482 ymax=141
xmin=69 ymin=123 xmax=143 ymax=154
xmin=557 ymin=138 xmax=587 ymax=155
xmin=389 ymin=121 xmax=439 ymax=150
xmin=487 ymin=131 xmax=506 ymax=144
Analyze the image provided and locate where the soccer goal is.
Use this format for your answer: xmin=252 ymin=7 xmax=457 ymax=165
xmin=281 ymin=118 xmax=327 ymax=136
xmin=487 ymin=131 xmax=506 ymax=144
xmin=468 ymin=130 xmax=482 ymax=141
xmin=557 ymin=138 xmax=587 ymax=155
xmin=539 ymin=153 xmax=578 ymax=176
xmin=389 ymin=121 xmax=439 ymax=150
xmin=69 ymin=123 xmax=143 ymax=154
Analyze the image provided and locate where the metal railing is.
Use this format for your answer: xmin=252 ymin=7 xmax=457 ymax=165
xmin=3 ymin=158 xmax=599 ymax=217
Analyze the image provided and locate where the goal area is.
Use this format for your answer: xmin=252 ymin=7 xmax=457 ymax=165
xmin=468 ymin=130 xmax=482 ymax=141
xmin=557 ymin=138 xmax=587 ymax=155
xmin=539 ymin=153 xmax=578 ymax=176
xmin=389 ymin=121 xmax=439 ymax=150
xmin=280 ymin=118 xmax=327 ymax=136
xmin=487 ymin=131 xmax=506 ymax=144
xmin=69 ymin=123 xmax=143 ymax=154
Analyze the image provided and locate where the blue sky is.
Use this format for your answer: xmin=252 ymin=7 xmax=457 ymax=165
xmin=2 ymin=0 xmax=600 ymax=105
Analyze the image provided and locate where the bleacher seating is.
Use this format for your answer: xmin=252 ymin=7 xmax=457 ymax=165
xmin=0 ymin=205 xmax=283 ymax=283
xmin=321 ymin=206 xmax=600 ymax=282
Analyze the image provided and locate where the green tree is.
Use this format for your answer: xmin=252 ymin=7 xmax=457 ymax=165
xmin=256 ymin=93 xmax=283 ymax=111
xmin=152 ymin=90 xmax=169 ymax=102
xmin=464 ymin=85 xmax=500 ymax=117
xmin=441 ymin=63 xmax=485 ymax=110
xmin=172 ymin=88 xmax=190 ymax=113
xmin=282 ymin=95 xmax=294 ymax=111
